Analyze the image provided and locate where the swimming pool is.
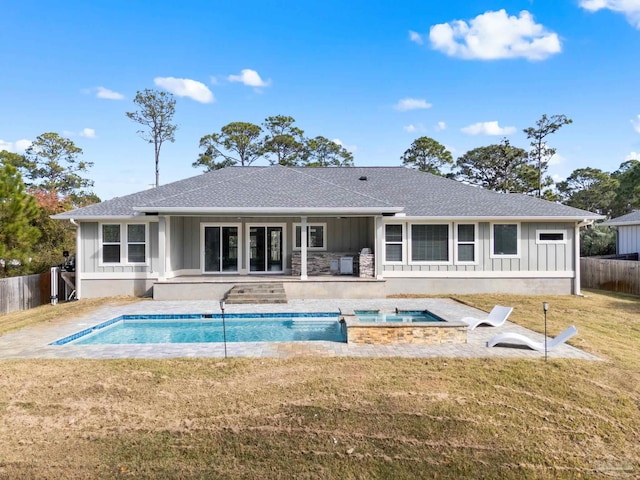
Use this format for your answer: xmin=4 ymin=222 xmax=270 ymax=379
xmin=51 ymin=313 xmax=345 ymax=345
xmin=355 ymin=310 xmax=445 ymax=323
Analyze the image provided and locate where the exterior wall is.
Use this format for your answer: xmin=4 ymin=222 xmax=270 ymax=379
xmin=618 ymin=225 xmax=640 ymax=255
xmin=382 ymin=221 xmax=575 ymax=274
xmin=167 ymin=216 xmax=373 ymax=274
xmin=384 ymin=277 xmax=574 ymax=295
xmin=80 ymin=279 xmax=155 ymax=298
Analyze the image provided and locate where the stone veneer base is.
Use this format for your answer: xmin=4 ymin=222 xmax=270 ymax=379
xmin=344 ymin=316 xmax=467 ymax=345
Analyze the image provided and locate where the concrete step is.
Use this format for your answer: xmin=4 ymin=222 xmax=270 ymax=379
xmin=224 ymin=283 xmax=288 ymax=304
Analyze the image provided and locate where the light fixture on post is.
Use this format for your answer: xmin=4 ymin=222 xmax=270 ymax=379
xmin=219 ymin=300 xmax=228 ymax=359
xmin=542 ymin=302 xmax=549 ymax=361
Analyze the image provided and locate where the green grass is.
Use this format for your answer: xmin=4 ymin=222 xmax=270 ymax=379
xmin=0 ymin=290 xmax=638 ymax=479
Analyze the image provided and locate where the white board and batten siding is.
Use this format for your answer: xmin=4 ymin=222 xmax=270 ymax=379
xmin=383 ymin=222 xmax=574 ymax=274
xmin=80 ymin=222 xmax=159 ymax=274
xmin=617 ymin=225 xmax=640 ymax=255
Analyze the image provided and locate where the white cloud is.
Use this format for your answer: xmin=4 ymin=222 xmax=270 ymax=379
xmin=154 ymin=77 xmax=215 ymax=103
xmin=403 ymin=123 xmax=427 ymax=133
xmin=227 ymin=69 xmax=271 ymax=87
xmin=394 ymin=97 xmax=432 ymax=111
xmin=96 ymin=86 xmax=124 ymax=100
xmin=632 ymin=114 xmax=640 ymax=133
xmin=333 ymin=138 xmax=358 ymax=152
xmin=429 ymin=9 xmax=561 ymax=61
xmin=409 ymin=30 xmax=424 ymax=45
xmin=548 ymin=152 xmax=565 ymax=166
xmin=0 ymin=138 xmax=31 ymax=153
xmin=625 ymin=151 xmax=640 ymax=161
xmin=79 ymin=128 xmax=96 ymax=138
xmin=14 ymin=139 xmax=32 ymax=152
xmin=461 ymin=121 xmax=516 ymax=135
xmin=579 ymin=0 xmax=640 ymax=28
xmin=435 ymin=121 xmax=447 ymax=131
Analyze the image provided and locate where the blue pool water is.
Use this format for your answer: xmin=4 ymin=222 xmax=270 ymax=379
xmin=356 ymin=310 xmax=444 ymax=323
xmin=52 ymin=313 xmax=345 ymax=345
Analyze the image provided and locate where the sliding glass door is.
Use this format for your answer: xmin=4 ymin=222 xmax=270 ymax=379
xmin=249 ymin=225 xmax=284 ymax=272
xmin=203 ymin=225 xmax=239 ymax=273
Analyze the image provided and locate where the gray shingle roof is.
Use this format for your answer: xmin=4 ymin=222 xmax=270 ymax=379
xmin=54 ymin=165 xmax=602 ymax=220
xmin=602 ymin=210 xmax=640 ymax=226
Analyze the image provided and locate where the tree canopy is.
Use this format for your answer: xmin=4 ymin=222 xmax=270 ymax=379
xmin=302 ymin=136 xmax=354 ymax=167
xmin=556 ymin=167 xmax=618 ymax=216
xmin=0 ymin=165 xmax=41 ymax=277
xmin=23 ymin=132 xmax=94 ymax=199
xmin=523 ymin=114 xmax=572 ymax=197
xmin=455 ymin=139 xmax=542 ymax=193
xmin=400 ymin=136 xmax=453 ymax=176
xmin=611 ymin=160 xmax=640 ymax=218
xmin=193 ymin=122 xmax=263 ymax=171
xmin=126 ymin=89 xmax=177 ymax=187
xmin=261 ymin=115 xmax=306 ymax=167
xmin=193 ymin=116 xmax=355 ymax=170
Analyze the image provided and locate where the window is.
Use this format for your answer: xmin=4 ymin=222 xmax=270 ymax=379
xmin=127 ymin=224 xmax=146 ymax=263
xmin=491 ymin=223 xmax=519 ymax=257
xmin=384 ymin=224 xmax=404 ymax=263
xmin=410 ymin=224 xmax=450 ymax=263
xmin=102 ymin=224 xmax=121 ymax=264
xmin=536 ymin=230 xmax=566 ymax=244
xmin=294 ymin=223 xmax=326 ymax=250
xmin=455 ymin=224 xmax=477 ymax=264
xmin=100 ymin=223 xmax=148 ymax=265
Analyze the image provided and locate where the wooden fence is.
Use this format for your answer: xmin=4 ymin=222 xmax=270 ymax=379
xmin=0 ymin=271 xmax=65 ymax=315
xmin=581 ymin=257 xmax=640 ymax=296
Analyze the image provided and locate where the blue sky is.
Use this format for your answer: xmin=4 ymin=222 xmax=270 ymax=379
xmin=1 ymin=0 xmax=640 ymax=200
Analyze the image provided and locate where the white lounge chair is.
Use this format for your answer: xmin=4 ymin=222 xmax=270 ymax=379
xmin=461 ymin=305 xmax=513 ymax=330
xmin=487 ymin=325 xmax=578 ymax=351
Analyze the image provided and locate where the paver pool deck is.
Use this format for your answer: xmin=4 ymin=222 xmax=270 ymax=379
xmin=0 ymin=298 xmax=599 ymax=360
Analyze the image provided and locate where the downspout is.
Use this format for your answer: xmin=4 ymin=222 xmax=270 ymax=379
xmin=574 ymin=219 xmax=594 ymax=296
xmin=70 ymin=219 xmax=81 ymax=299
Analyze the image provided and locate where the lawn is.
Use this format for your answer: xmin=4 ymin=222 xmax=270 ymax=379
xmin=0 ymin=290 xmax=638 ymax=479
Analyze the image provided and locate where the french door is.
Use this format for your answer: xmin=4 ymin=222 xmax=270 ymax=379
xmin=202 ymin=225 xmax=239 ymax=273
xmin=249 ymin=225 xmax=284 ymax=272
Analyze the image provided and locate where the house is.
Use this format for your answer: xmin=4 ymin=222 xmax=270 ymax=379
xmin=53 ymin=165 xmax=602 ymax=300
xmin=602 ymin=210 xmax=640 ymax=257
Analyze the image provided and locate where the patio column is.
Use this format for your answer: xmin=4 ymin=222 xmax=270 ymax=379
xmin=574 ymin=222 xmax=581 ymax=295
xmin=300 ymin=216 xmax=308 ymax=280
xmin=375 ymin=215 xmax=384 ymax=279
xmin=158 ymin=216 xmax=167 ymax=281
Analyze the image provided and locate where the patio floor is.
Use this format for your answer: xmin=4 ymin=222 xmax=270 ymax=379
xmin=0 ymin=299 xmax=599 ymax=360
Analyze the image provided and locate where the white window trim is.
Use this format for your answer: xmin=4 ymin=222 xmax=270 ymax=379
xmin=292 ymin=223 xmax=327 ymax=251
xmin=383 ymin=223 xmax=405 ymax=265
xmin=490 ymin=222 xmax=521 ymax=259
xmin=454 ymin=223 xmax=478 ymax=265
xmin=536 ymin=230 xmax=567 ymax=245
xmin=200 ymin=223 xmax=242 ymax=274
xmin=98 ymin=222 xmax=149 ymax=267
xmin=408 ymin=223 xmax=453 ymax=266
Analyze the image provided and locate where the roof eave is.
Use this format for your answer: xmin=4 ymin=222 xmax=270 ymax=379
xmin=52 ymin=214 xmax=154 ymax=221
xmin=390 ymin=215 xmax=605 ymax=221
xmin=132 ymin=206 xmax=404 ymax=215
